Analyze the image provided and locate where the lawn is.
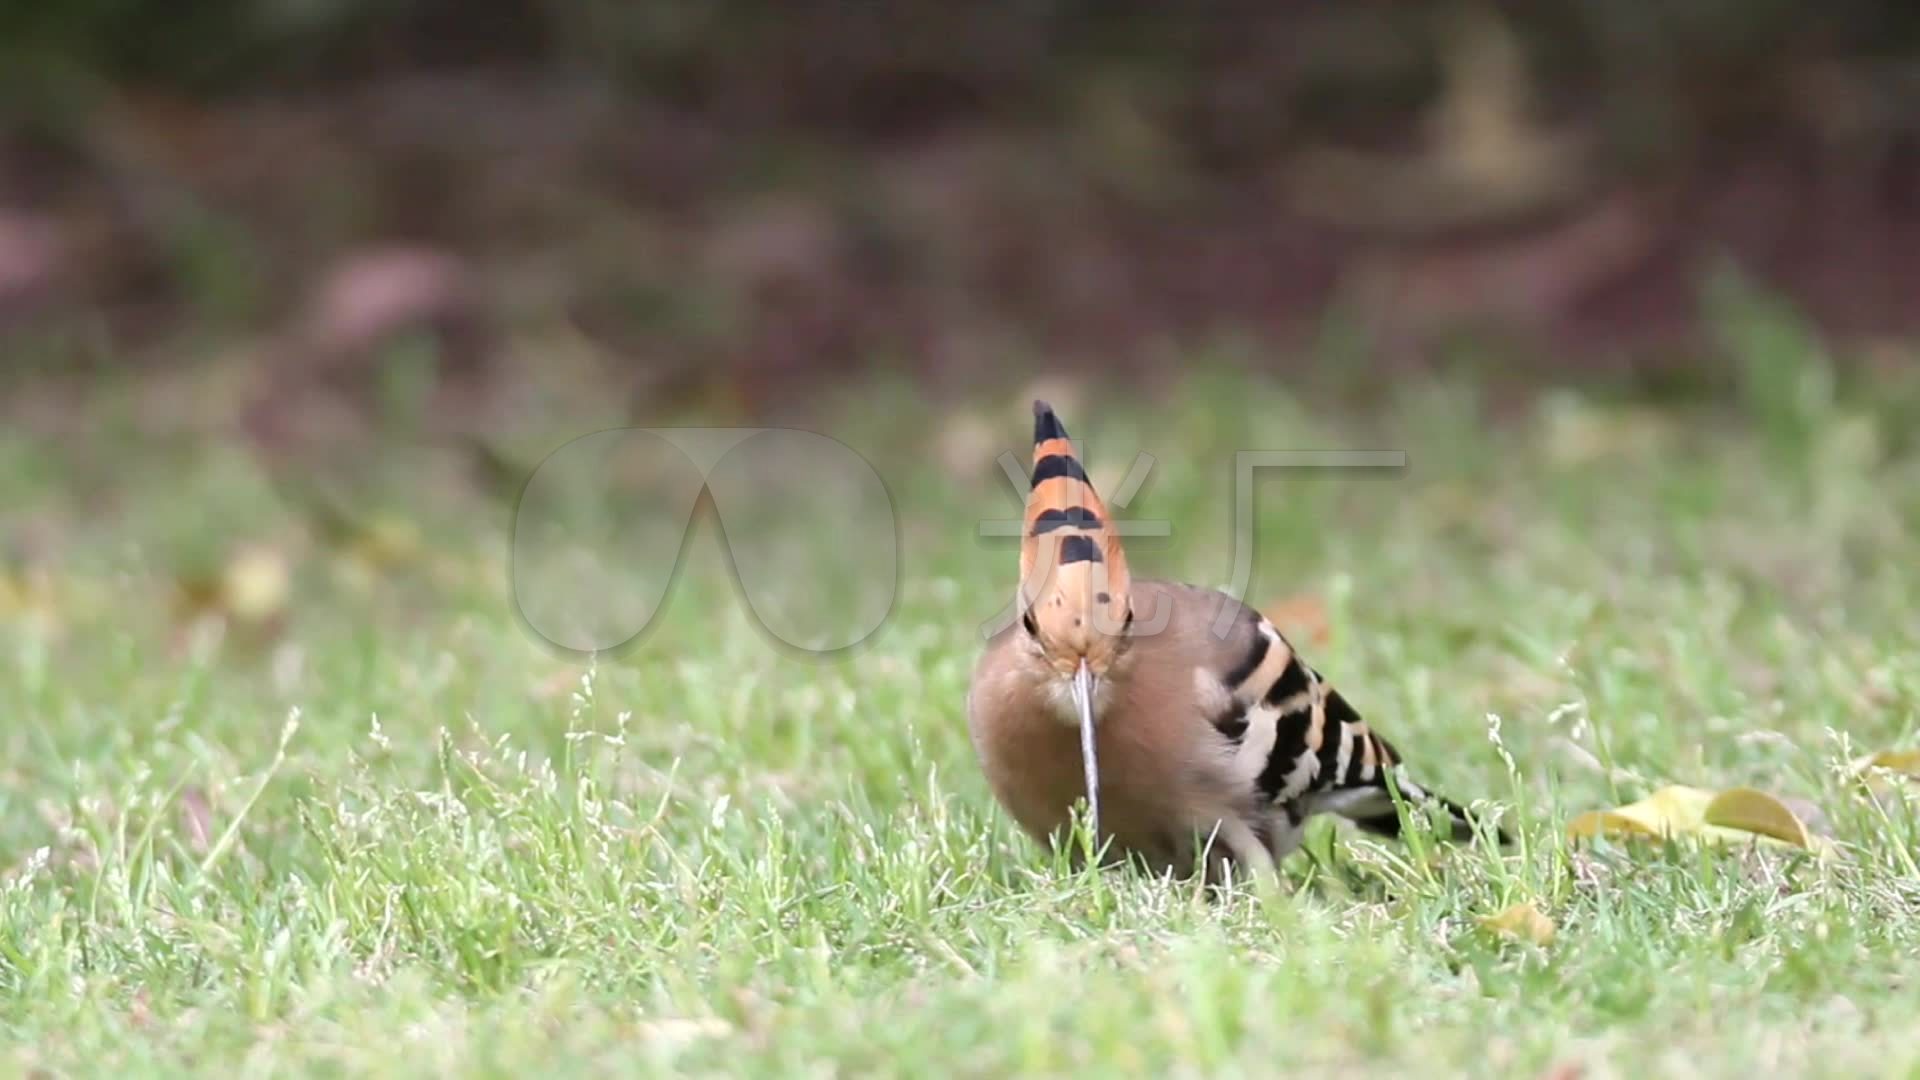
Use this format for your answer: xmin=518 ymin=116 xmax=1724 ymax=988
xmin=5 ymin=341 xmax=1920 ymax=1076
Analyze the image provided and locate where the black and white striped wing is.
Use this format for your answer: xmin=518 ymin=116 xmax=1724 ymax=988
xmin=1204 ymin=603 xmax=1485 ymax=841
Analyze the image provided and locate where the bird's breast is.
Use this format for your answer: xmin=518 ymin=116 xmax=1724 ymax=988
xmin=969 ymin=676 xmax=1237 ymax=875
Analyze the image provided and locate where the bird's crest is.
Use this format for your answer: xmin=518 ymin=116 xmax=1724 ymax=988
xmin=1019 ymin=400 xmax=1132 ymax=672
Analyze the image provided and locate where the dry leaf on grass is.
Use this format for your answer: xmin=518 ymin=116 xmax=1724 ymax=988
xmin=171 ymin=546 xmax=293 ymax=647
xmin=346 ymin=514 xmax=426 ymax=571
xmin=221 ymin=546 xmax=292 ymax=622
xmin=1478 ymin=902 xmax=1556 ymax=946
xmin=1851 ymin=749 xmax=1920 ymax=784
xmin=0 ymin=566 xmax=65 ymax=636
xmin=1567 ymin=784 xmax=1835 ymax=856
xmin=325 ymin=515 xmax=427 ymax=592
xmin=1704 ymin=787 xmax=1821 ymax=846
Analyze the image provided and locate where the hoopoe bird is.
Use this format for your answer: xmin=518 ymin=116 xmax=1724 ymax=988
xmin=967 ymin=401 xmax=1505 ymax=883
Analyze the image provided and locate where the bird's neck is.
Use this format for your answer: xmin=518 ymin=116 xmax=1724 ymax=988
xmin=1029 ymin=650 xmax=1132 ymax=727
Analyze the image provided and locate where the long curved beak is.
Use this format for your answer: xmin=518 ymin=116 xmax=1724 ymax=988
xmin=1072 ymin=659 xmax=1100 ymax=837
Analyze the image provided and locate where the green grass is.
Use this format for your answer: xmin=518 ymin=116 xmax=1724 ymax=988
xmin=6 ymin=362 xmax=1920 ymax=1077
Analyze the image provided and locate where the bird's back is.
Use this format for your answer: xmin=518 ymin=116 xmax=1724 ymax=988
xmin=970 ymin=576 xmax=1498 ymax=879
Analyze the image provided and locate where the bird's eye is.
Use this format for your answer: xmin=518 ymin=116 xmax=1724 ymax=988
xmin=1021 ymin=609 xmax=1039 ymax=637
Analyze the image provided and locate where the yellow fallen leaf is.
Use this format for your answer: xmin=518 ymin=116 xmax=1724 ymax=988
xmin=1852 ymin=749 xmax=1920 ymax=781
xmin=1568 ymin=784 xmax=1835 ymax=856
xmin=0 ymin=569 xmax=62 ymax=635
xmin=221 ymin=547 xmax=291 ymax=622
xmin=1566 ymin=785 xmax=1713 ymax=840
xmin=1771 ymin=794 xmax=1831 ymax=836
xmin=1703 ymin=787 xmax=1812 ymax=848
xmin=1697 ymin=823 xmax=1836 ymax=857
xmin=326 ymin=513 xmax=429 ymax=590
xmin=353 ymin=515 xmax=424 ymax=567
xmin=1478 ymin=902 xmax=1556 ymax=945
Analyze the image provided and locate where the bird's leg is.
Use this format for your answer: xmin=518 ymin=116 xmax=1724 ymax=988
xmin=1201 ymin=817 xmax=1278 ymax=889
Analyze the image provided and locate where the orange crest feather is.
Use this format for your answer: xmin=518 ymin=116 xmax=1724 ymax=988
xmin=1018 ymin=401 xmax=1132 ymax=668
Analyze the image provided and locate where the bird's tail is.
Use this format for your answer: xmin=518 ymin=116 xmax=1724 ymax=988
xmin=1344 ymin=790 xmax=1506 ymax=845
xmin=1336 ymin=745 xmax=1510 ymax=845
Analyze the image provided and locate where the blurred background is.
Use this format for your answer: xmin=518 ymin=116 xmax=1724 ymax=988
xmin=6 ymin=0 xmax=1920 ymax=654
xmin=6 ymin=1 xmax=1920 ymax=423
xmin=12 ymin=7 xmax=1920 ymax=1065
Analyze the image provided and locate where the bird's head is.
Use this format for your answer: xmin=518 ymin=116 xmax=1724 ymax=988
xmin=1016 ymin=400 xmax=1135 ymax=729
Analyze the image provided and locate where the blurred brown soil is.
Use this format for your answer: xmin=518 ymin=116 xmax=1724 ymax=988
xmin=2 ymin=65 xmax=1918 ymax=429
